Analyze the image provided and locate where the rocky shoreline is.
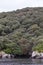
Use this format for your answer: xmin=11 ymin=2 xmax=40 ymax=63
xmin=0 ymin=51 xmax=43 ymax=59
xmin=0 ymin=51 xmax=14 ymax=59
xmin=32 ymin=51 xmax=43 ymax=59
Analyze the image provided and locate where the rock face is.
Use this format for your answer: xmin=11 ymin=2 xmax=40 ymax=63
xmin=32 ymin=51 xmax=43 ymax=59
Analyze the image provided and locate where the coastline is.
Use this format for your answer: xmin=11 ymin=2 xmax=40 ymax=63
xmin=0 ymin=51 xmax=43 ymax=59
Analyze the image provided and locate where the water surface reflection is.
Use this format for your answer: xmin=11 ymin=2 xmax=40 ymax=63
xmin=0 ymin=59 xmax=43 ymax=65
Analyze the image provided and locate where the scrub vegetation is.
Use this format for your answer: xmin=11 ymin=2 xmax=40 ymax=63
xmin=0 ymin=7 xmax=43 ymax=55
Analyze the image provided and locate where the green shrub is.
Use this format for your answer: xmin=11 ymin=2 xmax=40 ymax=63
xmin=32 ymin=41 xmax=43 ymax=52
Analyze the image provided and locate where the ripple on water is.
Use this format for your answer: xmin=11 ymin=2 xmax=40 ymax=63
xmin=0 ymin=59 xmax=43 ymax=65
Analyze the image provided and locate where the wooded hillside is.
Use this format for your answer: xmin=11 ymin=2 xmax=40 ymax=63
xmin=0 ymin=7 xmax=43 ymax=55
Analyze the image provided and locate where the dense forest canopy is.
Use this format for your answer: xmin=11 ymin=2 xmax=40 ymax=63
xmin=0 ymin=7 xmax=43 ymax=55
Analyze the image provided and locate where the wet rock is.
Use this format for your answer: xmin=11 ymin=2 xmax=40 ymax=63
xmin=2 ymin=54 xmax=11 ymax=58
xmin=32 ymin=51 xmax=43 ymax=59
xmin=10 ymin=54 xmax=15 ymax=58
xmin=32 ymin=51 xmax=40 ymax=58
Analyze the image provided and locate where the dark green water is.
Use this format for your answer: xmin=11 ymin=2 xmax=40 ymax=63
xmin=0 ymin=59 xmax=43 ymax=65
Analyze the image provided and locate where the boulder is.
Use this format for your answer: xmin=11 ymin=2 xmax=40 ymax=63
xmin=32 ymin=51 xmax=43 ymax=59
xmin=2 ymin=54 xmax=10 ymax=58
xmin=39 ymin=53 xmax=43 ymax=59
xmin=32 ymin=51 xmax=40 ymax=58
xmin=0 ymin=51 xmax=5 ymax=58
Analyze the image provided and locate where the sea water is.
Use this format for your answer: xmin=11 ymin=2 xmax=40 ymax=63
xmin=0 ymin=59 xmax=43 ymax=65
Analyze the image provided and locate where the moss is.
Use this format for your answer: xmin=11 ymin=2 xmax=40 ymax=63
xmin=33 ymin=41 xmax=43 ymax=52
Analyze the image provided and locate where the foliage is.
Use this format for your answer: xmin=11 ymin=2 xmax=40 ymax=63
xmin=0 ymin=7 xmax=43 ymax=55
xmin=32 ymin=41 xmax=43 ymax=52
